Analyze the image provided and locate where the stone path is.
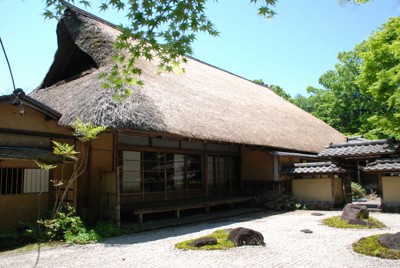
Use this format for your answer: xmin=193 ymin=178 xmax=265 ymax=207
xmin=1 ymin=210 xmax=400 ymax=268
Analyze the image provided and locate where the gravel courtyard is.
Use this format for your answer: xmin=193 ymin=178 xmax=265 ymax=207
xmin=1 ymin=210 xmax=400 ymax=268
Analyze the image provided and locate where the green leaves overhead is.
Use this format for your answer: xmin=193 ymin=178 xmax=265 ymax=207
xmin=43 ymin=0 xmax=279 ymax=98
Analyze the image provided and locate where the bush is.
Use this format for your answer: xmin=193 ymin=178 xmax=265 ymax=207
xmin=255 ymin=191 xmax=304 ymax=211
xmin=38 ymin=205 xmax=99 ymax=244
xmin=351 ymin=182 xmax=367 ymax=200
xmin=94 ymin=221 xmax=125 ymax=238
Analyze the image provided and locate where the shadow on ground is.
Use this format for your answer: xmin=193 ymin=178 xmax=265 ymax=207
xmin=100 ymin=209 xmax=286 ymax=247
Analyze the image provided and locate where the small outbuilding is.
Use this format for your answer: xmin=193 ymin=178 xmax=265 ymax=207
xmin=361 ymin=158 xmax=400 ymax=211
xmin=282 ymin=162 xmax=348 ymax=209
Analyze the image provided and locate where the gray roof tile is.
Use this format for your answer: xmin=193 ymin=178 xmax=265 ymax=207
xmin=362 ymin=158 xmax=400 ymax=173
xmin=282 ymin=161 xmax=346 ymax=174
xmin=318 ymin=139 xmax=400 ymax=158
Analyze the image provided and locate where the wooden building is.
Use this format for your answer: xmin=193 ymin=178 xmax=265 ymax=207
xmin=319 ymin=137 xmax=400 ymax=195
xmin=0 ymin=89 xmax=73 ymax=231
xmin=27 ymin=4 xmax=345 ymax=224
xmin=281 ymin=162 xmax=348 ymax=209
xmin=361 ymin=158 xmax=400 ymax=210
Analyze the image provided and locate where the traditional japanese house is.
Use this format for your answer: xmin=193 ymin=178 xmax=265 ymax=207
xmin=281 ymin=161 xmax=348 ymax=209
xmin=318 ymin=137 xmax=400 ymax=195
xmin=28 ymin=4 xmax=346 ymax=224
xmin=361 ymin=158 xmax=400 ymax=210
xmin=0 ymin=89 xmax=73 ymax=231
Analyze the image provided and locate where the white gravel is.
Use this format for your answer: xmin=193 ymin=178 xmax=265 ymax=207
xmin=1 ymin=210 xmax=400 ymax=268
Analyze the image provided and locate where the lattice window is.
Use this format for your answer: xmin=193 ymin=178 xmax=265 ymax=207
xmin=0 ymin=168 xmax=49 ymax=195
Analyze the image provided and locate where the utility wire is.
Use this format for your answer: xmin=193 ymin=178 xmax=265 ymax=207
xmin=0 ymin=36 xmax=16 ymax=91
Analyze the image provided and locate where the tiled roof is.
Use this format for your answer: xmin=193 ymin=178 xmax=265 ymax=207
xmin=282 ymin=162 xmax=346 ymax=174
xmin=318 ymin=138 xmax=400 ymax=158
xmin=346 ymin=136 xmax=369 ymax=143
xmin=361 ymin=158 xmax=400 ymax=173
xmin=269 ymin=151 xmax=319 ymax=159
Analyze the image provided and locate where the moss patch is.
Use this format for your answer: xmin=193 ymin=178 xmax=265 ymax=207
xmin=322 ymin=215 xmax=386 ymax=229
xmin=175 ymin=229 xmax=235 ymax=250
xmin=353 ymin=234 xmax=400 ymax=259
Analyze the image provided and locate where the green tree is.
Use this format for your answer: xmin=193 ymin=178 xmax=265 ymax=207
xmin=253 ymin=79 xmax=292 ymax=101
xmin=37 ymin=118 xmax=106 ymax=218
xmin=313 ymin=50 xmax=381 ymax=136
xmin=269 ymin=84 xmax=293 ymax=102
xmin=292 ymin=94 xmax=314 ymax=113
xmin=356 ymin=17 xmax=400 ymax=138
xmin=294 ymin=17 xmax=399 ymax=139
xmin=43 ymin=0 xmax=372 ymax=97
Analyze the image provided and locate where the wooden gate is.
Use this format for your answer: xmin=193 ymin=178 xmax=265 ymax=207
xmin=99 ymin=171 xmax=120 ymax=225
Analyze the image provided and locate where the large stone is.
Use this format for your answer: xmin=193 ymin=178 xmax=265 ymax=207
xmin=227 ymin=227 xmax=265 ymax=247
xmin=378 ymin=232 xmax=400 ymax=251
xmin=340 ymin=204 xmax=369 ymax=221
xmin=188 ymin=237 xmax=217 ymax=247
xmin=347 ymin=218 xmax=376 ymax=226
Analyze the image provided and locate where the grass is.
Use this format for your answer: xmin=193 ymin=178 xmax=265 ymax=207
xmin=322 ymin=216 xmax=386 ymax=229
xmin=353 ymin=234 xmax=400 ymax=259
xmin=175 ymin=229 xmax=235 ymax=250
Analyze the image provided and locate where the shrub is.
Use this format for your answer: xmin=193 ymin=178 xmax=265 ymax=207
xmin=94 ymin=221 xmax=125 ymax=238
xmin=38 ymin=205 xmax=99 ymax=244
xmin=255 ymin=191 xmax=304 ymax=211
xmin=351 ymin=182 xmax=367 ymax=200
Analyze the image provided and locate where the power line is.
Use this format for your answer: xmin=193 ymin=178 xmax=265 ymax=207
xmin=0 ymin=36 xmax=16 ymax=92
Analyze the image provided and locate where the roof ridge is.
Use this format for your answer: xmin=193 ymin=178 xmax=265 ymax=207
xmin=61 ymin=0 xmax=118 ymax=29
xmin=327 ymin=138 xmax=397 ymax=148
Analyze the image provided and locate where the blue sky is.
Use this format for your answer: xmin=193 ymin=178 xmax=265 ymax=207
xmin=0 ymin=0 xmax=399 ymax=97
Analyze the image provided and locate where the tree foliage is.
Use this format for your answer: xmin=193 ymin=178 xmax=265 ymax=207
xmin=293 ymin=17 xmax=400 ymax=139
xmin=36 ymin=118 xmax=106 ymax=219
xmin=357 ymin=17 xmax=400 ymax=138
xmin=43 ymin=0 xmax=371 ymax=98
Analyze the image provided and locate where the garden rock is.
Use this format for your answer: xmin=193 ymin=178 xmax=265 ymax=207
xmin=188 ymin=237 xmax=217 ymax=247
xmin=227 ymin=227 xmax=265 ymax=247
xmin=347 ymin=218 xmax=376 ymax=226
xmin=378 ymin=232 xmax=400 ymax=251
xmin=301 ymin=229 xmax=313 ymax=234
xmin=311 ymin=212 xmax=324 ymax=216
xmin=340 ymin=204 xmax=369 ymax=221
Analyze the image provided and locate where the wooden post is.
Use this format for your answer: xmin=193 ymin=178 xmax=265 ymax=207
xmin=331 ymin=174 xmax=336 ymax=205
xmin=357 ymin=161 xmax=361 ymax=184
xmin=379 ymin=174 xmax=384 ymax=206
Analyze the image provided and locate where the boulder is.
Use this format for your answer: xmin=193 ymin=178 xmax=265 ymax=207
xmin=340 ymin=204 xmax=369 ymax=221
xmin=347 ymin=218 xmax=376 ymax=226
xmin=311 ymin=212 xmax=325 ymax=216
xmin=227 ymin=227 xmax=265 ymax=247
xmin=188 ymin=237 xmax=217 ymax=247
xmin=378 ymin=232 xmax=400 ymax=251
xmin=301 ymin=229 xmax=313 ymax=234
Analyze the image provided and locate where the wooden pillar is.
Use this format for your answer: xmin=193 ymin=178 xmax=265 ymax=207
xmin=331 ymin=174 xmax=336 ymax=204
xmin=357 ymin=161 xmax=361 ymax=184
xmin=379 ymin=174 xmax=384 ymax=205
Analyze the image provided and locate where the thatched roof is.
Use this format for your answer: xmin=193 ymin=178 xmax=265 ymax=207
xmin=30 ymin=6 xmax=346 ymax=153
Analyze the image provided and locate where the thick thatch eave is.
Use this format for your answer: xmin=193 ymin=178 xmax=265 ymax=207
xmin=30 ymin=7 xmax=346 ymax=153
